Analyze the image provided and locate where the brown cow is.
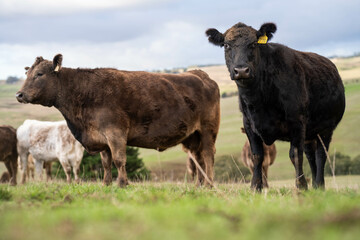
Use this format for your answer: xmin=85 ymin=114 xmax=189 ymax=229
xmin=0 ymin=126 xmax=18 ymax=185
xmin=0 ymin=171 xmax=10 ymax=183
xmin=16 ymin=54 xmax=220 ymax=187
xmin=241 ymin=129 xmax=276 ymax=187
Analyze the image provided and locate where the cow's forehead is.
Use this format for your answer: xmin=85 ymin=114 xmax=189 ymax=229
xmin=224 ymin=26 xmax=257 ymax=42
xmin=29 ymin=60 xmax=51 ymax=72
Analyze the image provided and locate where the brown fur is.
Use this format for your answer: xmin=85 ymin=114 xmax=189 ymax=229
xmin=0 ymin=126 xmax=18 ymax=185
xmin=17 ymin=55 xmax=220 ymax=187
xmin=0 ymin=171 xmax=10 ymax=183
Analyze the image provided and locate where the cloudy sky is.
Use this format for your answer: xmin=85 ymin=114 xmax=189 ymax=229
xmin=0 ymin=0 xmax=359 ymax=79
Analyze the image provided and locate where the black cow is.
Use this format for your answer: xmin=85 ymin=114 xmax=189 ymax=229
xmin=206 ymin=22 xmax=345 ymax=190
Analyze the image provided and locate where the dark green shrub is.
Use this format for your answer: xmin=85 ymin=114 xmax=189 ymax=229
xmin=53 ymin=146 xmax=150 ymax=181
xmin=349 ymin=155 xmax=360 ymax=175
xmin=214 ymin=155 xmax=251 ymax=183
xmin=0 ymin=188 xmax=12 ymax=201
xmin=325 ymin=152 xmax=352 ymax=176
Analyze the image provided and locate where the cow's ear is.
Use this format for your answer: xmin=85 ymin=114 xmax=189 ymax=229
xmin=53 ymin=54 xmax=63 ymax=72
xmin=257 ymin=23 xmax=277 ymax=42
xmin=206 ymin=28 xmax=224 ymax=47
xmin=24 ymin=67 xmax=30 ymax=71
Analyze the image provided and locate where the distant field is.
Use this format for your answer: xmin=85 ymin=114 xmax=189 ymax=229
xmin=1 ymin=57 xmax=360 ymax=181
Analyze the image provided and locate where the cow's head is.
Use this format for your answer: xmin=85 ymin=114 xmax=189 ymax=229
xmin=16 ymin=54 xmax=63 ymax=107
xmin=206 ymin=22 xmax=276 ymax=86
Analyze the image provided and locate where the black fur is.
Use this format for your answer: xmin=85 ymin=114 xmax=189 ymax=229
xmin=205 ymin=28 xmax=224 ymax=46
xmin=206 ymin=21 xmax=346 ymax=191
xmin=256 ymin=22 xmax=277 ymax=41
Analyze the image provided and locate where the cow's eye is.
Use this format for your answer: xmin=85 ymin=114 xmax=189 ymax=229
xmin=36 ymin=72 xmax=43 ymax=77
xmin=224 ymin=43 xmax=230 ymax=50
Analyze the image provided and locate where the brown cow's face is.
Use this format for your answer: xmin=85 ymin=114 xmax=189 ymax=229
xmin=16 ymin=54 xmax=62 ymax=107
xmin=206 ymin=22 xmax=277 ymax=86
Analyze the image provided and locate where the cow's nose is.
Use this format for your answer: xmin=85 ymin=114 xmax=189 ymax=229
xmin=16 ymin=92 xmax=24 ymax=101
xmin=233 ymin=67 xmax=250 ymax=79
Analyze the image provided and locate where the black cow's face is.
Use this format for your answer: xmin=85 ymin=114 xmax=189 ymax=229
xmin=16 ymin=54 xmax=63 ymax=107
xmin=206 ymin=22 xmax=276 ymax=86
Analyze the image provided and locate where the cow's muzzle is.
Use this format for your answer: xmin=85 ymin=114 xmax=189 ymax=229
xmin=233 ymin=67 xmax=250 ymax=80
xmin=16 ymin=91 xmax=26 ymax=103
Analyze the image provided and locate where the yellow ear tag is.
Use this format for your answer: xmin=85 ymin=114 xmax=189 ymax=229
xmin=257 ymin=34 xmax=268 ymax=44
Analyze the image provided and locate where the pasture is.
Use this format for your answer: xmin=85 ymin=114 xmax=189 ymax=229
xmin=0 ymin=56 xmax=360 ymax=240
xmin=0 ymin=178 xmax=360 ymax=240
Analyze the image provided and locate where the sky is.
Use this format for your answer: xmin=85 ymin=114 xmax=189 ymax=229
xmin=0 ymin=0 xmax=360 ymax=79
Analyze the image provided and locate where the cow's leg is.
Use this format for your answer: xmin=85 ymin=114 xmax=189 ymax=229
xmin=186 ymin=155 xmax=197 ymax=181
xmin=182 ymin=131 xmax=204 ymax=186
xmin=246 ymin=133 xmax=264 ymax=191
xmin=59 ymin=160 xmax=72 ymax=183
xmin=71 ymin=160 xmax=81 ymax=184
xmin=289 ymin=143 xmax=308 ymax=190
xmin=100 ymin=148 xmax=113 ymax=186
xmin=109 ymin=138 xmax=128 ymax=188
xmin=44 ymin=162 xmax=52 ymax=182
xmin=315 ymin=133 xmax=332 ymax=189
xmin=193 ymin=151 xmax=205 ymax=186
xmin=18 ymin=152 xmax=29 ymax=184
xmin=262 ymin=165 xmax=269 ymax=188
xmin=34 ymin=159 xmax=44 ymax=181
xmin=199 ymin=131 xmax=216 ymax=187
xmin=304 ymin=140 xmax=317 ymax=188
xmin=4 ymin=159 xmax=17 ymax=186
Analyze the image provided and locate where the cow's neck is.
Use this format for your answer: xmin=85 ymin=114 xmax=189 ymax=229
xmin=54 ymin=68 xmax=94 ymax=142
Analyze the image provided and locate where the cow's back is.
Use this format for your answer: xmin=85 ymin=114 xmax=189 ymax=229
xmin=109 ymin=69 xmax=220 ymax=148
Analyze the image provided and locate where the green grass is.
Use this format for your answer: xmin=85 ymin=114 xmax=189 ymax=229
xmin=0 ymin=179 xmax=359 ymax=240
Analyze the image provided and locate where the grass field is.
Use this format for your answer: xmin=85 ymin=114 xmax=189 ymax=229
xmin=1 ymin=177 xmax=360 ymax=240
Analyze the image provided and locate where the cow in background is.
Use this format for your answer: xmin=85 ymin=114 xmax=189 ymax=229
xmin=206 ymin=22 xmax=345 ymax=190
xmin=241 ymin=128 xmax=276 ymax=188
xmin=0 ymin=126 xmax=18 ymax=185
xmin=16 ymin=55 xmax=220 ymax=187
xmin=0 ymin=172 xmax=10 ymax=183
xmin=17 ymin=120 xmax=84 ymax=183
xmin=18 ymin=154 xmax=53 ymax=181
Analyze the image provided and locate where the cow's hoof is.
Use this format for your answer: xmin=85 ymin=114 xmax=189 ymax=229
xmin=103 ymin=180 xmax=112 ymax=186
xmin=251 ymin=179 xmax=263 ymax=192
xmin=118 ymin=179 xmax=129 ymax=188
xmin=296 ymin=178 xmax=308 ymax=190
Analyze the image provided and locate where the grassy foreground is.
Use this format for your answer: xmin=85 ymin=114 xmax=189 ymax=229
xmin=1 ymin=178 xmax=360 ymax=240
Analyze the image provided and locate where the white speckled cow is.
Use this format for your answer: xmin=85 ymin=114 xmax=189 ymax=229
xmin=17 ymin=120 xmax=84 ymax=183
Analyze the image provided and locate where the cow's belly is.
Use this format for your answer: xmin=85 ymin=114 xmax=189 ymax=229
xmin=80 ymin=130 xmax=107 ymax=154
xmin=128 ymin=116 xmax=199 ymax=150
xmin=29 ymin=148 xmax=58 ymax=162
